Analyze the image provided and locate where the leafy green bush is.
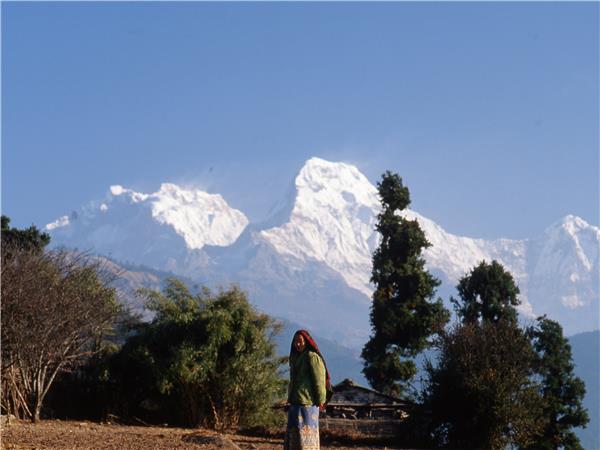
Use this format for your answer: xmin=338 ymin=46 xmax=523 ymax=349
xmin=110 ymin=279 xmax=286 ymax=429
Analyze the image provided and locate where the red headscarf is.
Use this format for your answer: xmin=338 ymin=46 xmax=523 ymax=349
xmin=291 ymin=329 xmax=333 ymax=403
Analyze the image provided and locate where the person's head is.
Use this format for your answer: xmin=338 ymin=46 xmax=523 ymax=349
xmin=290 ymin=329 xmax=323 ymax=357
xmin=291 ymin=330 xmax=316 ymax=355
xmin=293 ymin=332 xmax=306 ymax=352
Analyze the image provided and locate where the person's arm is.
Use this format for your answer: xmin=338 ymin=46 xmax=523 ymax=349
xmin=287 ymin=361 xmax=294 ymax=404
xmin=308 ymin=351 xmax=327 ymax=406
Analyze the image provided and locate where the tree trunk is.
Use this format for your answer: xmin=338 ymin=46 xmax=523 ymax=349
xmin=29 ymin=383 xmax=44 ymax=423
xmin=32 ymin=406 xmax=41 ymax=423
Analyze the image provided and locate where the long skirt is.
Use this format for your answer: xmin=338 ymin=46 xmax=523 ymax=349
xmin=283 ymin=404 xmax=320 ymax=450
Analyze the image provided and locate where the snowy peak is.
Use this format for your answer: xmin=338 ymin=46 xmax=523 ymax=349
xmin=527 ymin=215 xmax=599 ymax=314
xmin=535 ymin=215 xmax=599 ymax=274
xmin=558 ymin=214 xmax=597 ymax=234
xmin=258 ymin=158 xmax=380 ymax=296
xmin=542 ymin=214 xmax=599 ymax=245
xmin=46 ymin=182 xmax=249 ymax=270
xmin=144 ymin=183 xmax=248 ymax=249
xmin=294 ymin=157 xmax=379 ymax=210
xmin=263 ymin=158 xmax=380 ymax=226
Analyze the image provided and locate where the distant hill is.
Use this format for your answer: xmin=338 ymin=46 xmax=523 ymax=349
xmin=570 ymin=330 xmax=599 ymax=450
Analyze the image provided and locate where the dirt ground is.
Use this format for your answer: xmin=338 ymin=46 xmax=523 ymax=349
xmin=1 ymin=419 xmax=403 ymax=450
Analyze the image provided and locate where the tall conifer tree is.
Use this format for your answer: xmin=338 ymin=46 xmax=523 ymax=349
xmin=423 ymin=262 xmax=544 ymax=449
xmin=525 ymin=317 xmax=589 ymax=450
xmin=451 ymin=260 xmax=520 ymax=325
xmin=361 ymin=172 xmax=448 ymax=396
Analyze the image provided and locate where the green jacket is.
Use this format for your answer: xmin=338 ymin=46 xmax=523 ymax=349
xmin=288 ymin=350 xmax=327 ymax=406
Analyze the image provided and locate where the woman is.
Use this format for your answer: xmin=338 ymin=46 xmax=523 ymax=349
xmin=284 ymin=329 xmax=332 ymax=450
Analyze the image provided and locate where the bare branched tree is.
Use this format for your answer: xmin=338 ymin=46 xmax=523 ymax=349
xmin=1 ymin=247 xmax=121 ymax=422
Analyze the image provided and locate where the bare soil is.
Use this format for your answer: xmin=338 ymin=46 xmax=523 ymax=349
xmin=1 ymin=419 xmax=402 ymax=450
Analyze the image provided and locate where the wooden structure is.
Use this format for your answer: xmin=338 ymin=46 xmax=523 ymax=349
xmin=320 ymin=379 xmax=415 ymax=435
xmin=326 ymin=378 xmax=414 ymax=419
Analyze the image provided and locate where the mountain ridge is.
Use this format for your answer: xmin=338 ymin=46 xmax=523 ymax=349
xmin=46 ymin=157 xmax=599 ymax=342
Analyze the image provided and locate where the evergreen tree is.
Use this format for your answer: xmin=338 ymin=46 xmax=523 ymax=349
xmin=424 ymin=321 xmax=543 ymax=449
xmin=361 ymin=171 xmax=449 ymax=396
xmin=525 ymin=317 xmax=589 ymax=450
xmin=451 ymin=260 xmax=520 ymax=324
xmin=1 ymin=215 xmax=50 ymax=257
xmin=423 ymin=262 xmax=545 ymax=449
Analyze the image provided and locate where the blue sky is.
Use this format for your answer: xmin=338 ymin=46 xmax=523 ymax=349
xmin=2 ymin=2 xmax=598 ymax=239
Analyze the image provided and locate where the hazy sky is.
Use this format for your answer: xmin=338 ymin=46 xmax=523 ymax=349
xmin=2 ymin=2 xmax=598 ymax=239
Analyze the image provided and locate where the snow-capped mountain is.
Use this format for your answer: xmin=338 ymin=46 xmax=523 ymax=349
xmin=46 ymin=157 xmax=599 ymax=346
xmin=258 ymin=158 xmax=380 ymax=297
xmin=47 ymin=183 xmax=248 ymax=275
xmin=251 ymin=158 xmax=532 ymax=318
xmin=525 ymin=215 xmax=599 ymax=335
